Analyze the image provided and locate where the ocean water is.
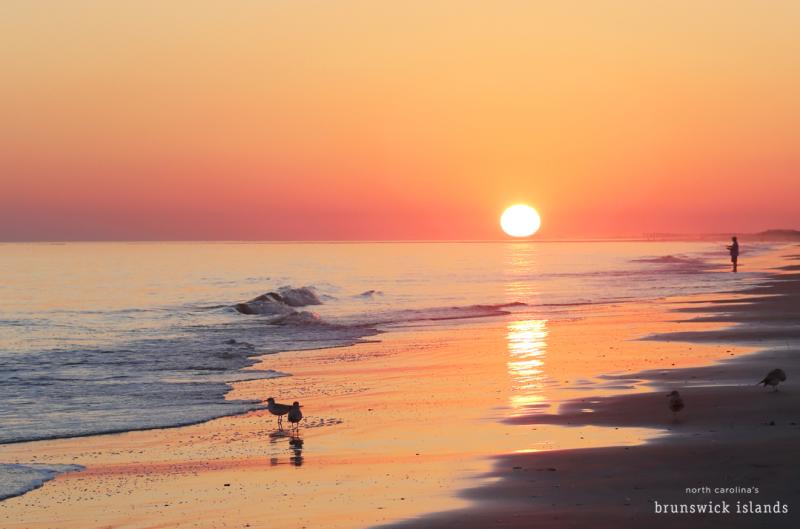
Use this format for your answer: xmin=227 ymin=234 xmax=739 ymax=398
xmin=0 ymin=464 xmax=84 ymax=501
xmin=0 ymin=241 xmax=771 ymax=497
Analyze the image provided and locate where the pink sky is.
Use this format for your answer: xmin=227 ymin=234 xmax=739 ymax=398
xmin=2 ymin=2 xmax=798 ymax=240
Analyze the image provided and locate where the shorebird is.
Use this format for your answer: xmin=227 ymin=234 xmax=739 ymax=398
xmin=758 ymin=369 xmax=787 ymax=392
xmin=266 ymin=397 xmax=292 ymax=428
xmin=288 ymin=401 xmax=303 ymax=430
xmin=666 ymin=390 xmax=684 ymax=420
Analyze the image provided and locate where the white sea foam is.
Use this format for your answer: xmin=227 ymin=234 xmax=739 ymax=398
xmin=631 ymin=254 xmax=715 ymax=273
xmin=277 ymin=286 xmax=322 ymax=307
xmin=362 ymin=302 xmax=527 ymax=325
xmin=233 ymin=286 xmax=322 ymax=315
xmin=0 ymin=464 xmax=83 ymax=501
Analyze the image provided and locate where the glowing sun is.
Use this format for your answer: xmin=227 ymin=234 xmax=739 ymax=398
xmin=500 ymin=204 xmax=541 ymax=237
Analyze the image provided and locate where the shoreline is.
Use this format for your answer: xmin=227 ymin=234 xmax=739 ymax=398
xmin=383 ymin=250 xmax=800 ymax=529
xmin=4 ymin=232 xmax=799 ymax=244
xmin=0 ymin=247 xmax=795 ymax=528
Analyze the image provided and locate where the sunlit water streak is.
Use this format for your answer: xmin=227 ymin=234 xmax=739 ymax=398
xmin=507 ymin=319 xmax=549 ymax=413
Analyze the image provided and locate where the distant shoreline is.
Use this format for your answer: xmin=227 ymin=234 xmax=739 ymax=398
xmin=1 ymin=230 xmax=798 ymax=244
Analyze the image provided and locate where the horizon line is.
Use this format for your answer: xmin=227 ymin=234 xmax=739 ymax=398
xmin=2 ymin=231 xmax=797 ymax=245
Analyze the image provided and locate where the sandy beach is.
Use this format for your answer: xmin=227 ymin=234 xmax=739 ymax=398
xmin=1 ymin=247 xmax=798 ymax=529
xmin=384 ymin=248 xmax=800 ymax=529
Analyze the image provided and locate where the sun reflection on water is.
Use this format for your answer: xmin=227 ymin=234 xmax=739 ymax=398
xmin=507 ymin=319 xmax=549 ymax=413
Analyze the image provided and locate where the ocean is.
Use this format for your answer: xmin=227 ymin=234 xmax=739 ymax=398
xmin=0 ymin=241 xmax=770 ymax=498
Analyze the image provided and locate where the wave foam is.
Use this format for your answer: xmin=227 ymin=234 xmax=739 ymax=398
xmin=269 ymin=311 xmax=326 ymax=326
xmin=631 ymin=254 xmax=714 ymax=272
xmin=277 ymin=286 xmax=322 ymax=307
xmin=355 ymin=290 xmax=384 ymax=298
xmin=0 ymin=464 xmax=83 ymax=501
xmin=234 ymin=286 xmax=322 ymax=315
xmin=369 ymin=302 xmax=526 ymax=325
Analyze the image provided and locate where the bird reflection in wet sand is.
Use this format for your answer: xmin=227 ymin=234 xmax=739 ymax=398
xmin=289 ymin=433 xmax=304 ymax=467
xmin=267 ymin=429 xmax=304 ymax=466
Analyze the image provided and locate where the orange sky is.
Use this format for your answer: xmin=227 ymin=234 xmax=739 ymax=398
xmin=1 ymin=1 xmax=798 ymax=240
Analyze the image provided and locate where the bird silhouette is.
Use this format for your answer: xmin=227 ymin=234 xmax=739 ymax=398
xmin=666 ymin=390 xmax=684 ymax=421
xmin=288 ymin=401 xmax=303 ymax=431
xmin=758 ymin=369 xmax=787 ymax=392
xmin=266 ymin=397 xmax=292 ymax=428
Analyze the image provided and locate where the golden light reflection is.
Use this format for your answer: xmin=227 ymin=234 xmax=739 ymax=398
xmin=506 ymin=319 xmax=549 ymax=413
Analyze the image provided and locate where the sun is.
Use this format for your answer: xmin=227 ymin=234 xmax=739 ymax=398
xmin=500 ymin=204 xmax=541 ymax=237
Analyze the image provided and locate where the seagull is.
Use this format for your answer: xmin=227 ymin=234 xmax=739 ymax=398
xmin=288 ymin=401 xmax=303 ymax=430
xmin=266 ymin=397 xmax=292 ymax=428
xmin=758 ymin=369 xmax=787 ymax=392
xmin=666 ymin=390 xmax=684 ymax=420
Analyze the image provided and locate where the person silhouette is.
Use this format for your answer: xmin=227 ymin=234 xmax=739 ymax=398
xmin=726 ymin=236 xmax=739 ymax=273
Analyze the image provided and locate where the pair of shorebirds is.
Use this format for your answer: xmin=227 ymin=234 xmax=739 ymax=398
xmin=266 ymin=397 xmax=303 ymax=430
xmin=666 ymin=368 xmax=787 ymax=420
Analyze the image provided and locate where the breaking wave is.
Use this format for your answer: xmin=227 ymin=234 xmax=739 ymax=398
xmin=233 ymin=286 xmax=525 ymax=328
xmin=234 ymin=286 xmax=322 ymax=315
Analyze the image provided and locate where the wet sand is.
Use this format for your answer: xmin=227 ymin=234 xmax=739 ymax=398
xmin=1 ymin=250 xmax=796 ymax=529
xmin=385 ymin=254 xmax=800 ymax=529
xmin=0 ymin=315 xmax=663 ymax=529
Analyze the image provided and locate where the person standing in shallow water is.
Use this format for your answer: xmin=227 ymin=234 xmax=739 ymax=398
xmin=727 ymin=236 xmax=740 ymax=272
